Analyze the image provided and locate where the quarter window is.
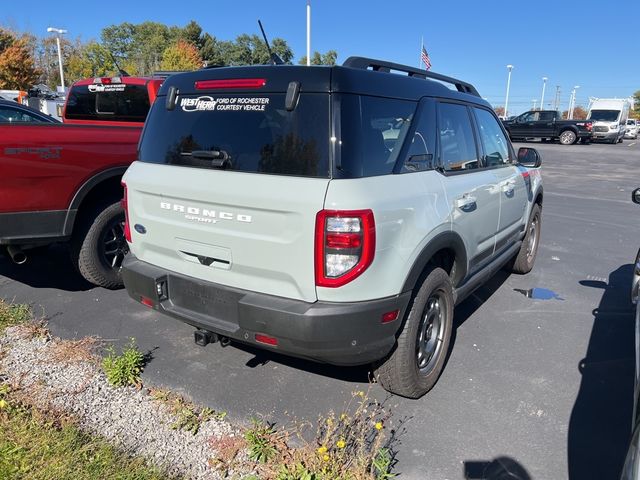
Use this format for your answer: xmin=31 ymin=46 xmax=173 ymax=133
xmin=437 ymin=103 xmax=479 ymax=172
xmin=473 ymin=108 xmax=511 ymax=167
xmin=0 ymin=107 xmax=44 ymax=123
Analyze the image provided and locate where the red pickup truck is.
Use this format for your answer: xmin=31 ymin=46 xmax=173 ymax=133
xmin=1 ymin=121 xmax=139 ymax=287
xmin=1 ymin=75 xmax=163 ymax=288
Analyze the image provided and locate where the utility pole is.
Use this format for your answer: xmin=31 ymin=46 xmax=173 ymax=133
xmin=553 ymin=86 xmax=561 ymax=111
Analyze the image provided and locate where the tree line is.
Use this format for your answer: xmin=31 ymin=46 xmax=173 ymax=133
xmin=0 ymin=20 xmax=338 ymax=90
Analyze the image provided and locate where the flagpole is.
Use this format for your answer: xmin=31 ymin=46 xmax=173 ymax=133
xmin=419 ymin=36 xmax=423 ymax=68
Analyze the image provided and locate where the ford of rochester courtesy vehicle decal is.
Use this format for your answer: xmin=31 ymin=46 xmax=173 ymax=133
xmin=180 ymin=96 xmax=270 ymax=112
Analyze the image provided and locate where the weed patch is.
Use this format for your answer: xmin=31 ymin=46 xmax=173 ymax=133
xmin=102 ymin=338 xmax=145 ymax=387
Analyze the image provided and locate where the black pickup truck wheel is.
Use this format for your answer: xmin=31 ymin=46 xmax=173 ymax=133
xmin=70 ymin=201 xmax=128 ymax=289
xmin=559 ymin=130 xmax=577 ymax=145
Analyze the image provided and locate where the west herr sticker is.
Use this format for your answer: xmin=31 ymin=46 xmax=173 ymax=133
xmin=180 ymin=96 xmax=269 ymax=113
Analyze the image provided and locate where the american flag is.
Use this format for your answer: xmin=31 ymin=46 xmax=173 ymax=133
xmin=421 ymin=46 xmax=432 ymax=70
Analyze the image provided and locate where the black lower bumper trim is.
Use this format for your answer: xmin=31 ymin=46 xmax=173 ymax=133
xmin=0 ymin=210 xmax=72 ymax=245
xmin=122 ymin=255 xmax=412 ymax=366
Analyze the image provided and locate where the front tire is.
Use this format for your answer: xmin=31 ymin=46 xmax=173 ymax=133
xmin=559 ymin=130 xmax=577 ymax=145
xmin=70 ymin=201 xmax=128 ymax=289
xmin=375 ymin=267 xmax=454 ymax=399
xmin=509 ymin=204 xmax=542 ymax=274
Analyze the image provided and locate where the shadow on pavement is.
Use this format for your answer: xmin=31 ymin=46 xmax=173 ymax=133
xmin=464 ymin=456 xmax=531 ymax=479
xmin=227 ymin=269 xmax=512 ymax=386
xmin=569 ymin=265 xmax=635 ymax=479
xmin=0 ymin=245 xmax=93 ymax=292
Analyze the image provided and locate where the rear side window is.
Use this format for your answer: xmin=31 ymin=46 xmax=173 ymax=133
xmin=65 ymin=84 xmax=150 ymax=122
xmin=139 ymin=93 xmax=330 ymax=178
xmin=473 ymin=108 xmax=511 ymax=167
xmin=437 ymin=103 xmax=479 ymax=172
xmin=337 ymin=95 xmax=416 ymax=178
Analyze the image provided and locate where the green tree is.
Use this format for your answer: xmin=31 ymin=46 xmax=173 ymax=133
xmin=66 ymin=41 xmax=117 ymax=82
xmin=217 ymin=34 xmax=293 ymax=66
xmin=298 ymin=49 xmax=338 ymax=66
xmin=632 ymin=90 xmax=640 ymax=118
xmin=160 ymin=40 xmax=202 ymax=71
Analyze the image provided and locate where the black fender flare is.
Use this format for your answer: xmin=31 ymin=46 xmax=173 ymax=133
xmin=62 ymin=166 xmax=129 ymax=236
xmin=401 ymin=231 xmax=468 ymax=293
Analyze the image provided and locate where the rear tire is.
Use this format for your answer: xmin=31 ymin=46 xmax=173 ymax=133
xmin=508 ymin=204 xmax=542 ymax=274
xmin=70 ymin=201 xmax=128 ymax=289
xmin=559 ymin=130 xmax=577 ymax=145
xmin=375 ymin=267 xmax=454 ymax=399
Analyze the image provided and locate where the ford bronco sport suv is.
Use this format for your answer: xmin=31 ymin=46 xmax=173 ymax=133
xmin=121 ymin=57 xmax=543 ymax=398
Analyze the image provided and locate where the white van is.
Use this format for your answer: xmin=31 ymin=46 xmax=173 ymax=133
xmin=588 ymin=98 xmax=630 ymax=143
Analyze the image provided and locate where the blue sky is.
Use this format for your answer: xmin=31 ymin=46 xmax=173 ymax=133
xmin=4 ymin=0 xmax=639 ymax=114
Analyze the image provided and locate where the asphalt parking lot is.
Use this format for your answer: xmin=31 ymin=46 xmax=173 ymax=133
xmin=1 ymin=139 xmax=638 ymax=480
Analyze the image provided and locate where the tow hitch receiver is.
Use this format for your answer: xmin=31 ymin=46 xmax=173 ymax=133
xmin=194 ymin=329 xmax=218 ymax=346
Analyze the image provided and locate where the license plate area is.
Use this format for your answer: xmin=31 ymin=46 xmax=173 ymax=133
xmin=169 ymin=275 xmax=241 ymax=324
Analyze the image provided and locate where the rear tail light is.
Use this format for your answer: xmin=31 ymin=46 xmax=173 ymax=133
xmin=586 ymin=122 xmax=592 ymax=131
xmin=195 ymin=78 xmax=266 ymax=90
xmin=315 ymin=210 xmax=375 ymax=287
xmin=121 ymin=181 xmax=132 ymax=243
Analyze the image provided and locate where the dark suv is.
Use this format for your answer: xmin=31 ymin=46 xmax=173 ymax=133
xmin=121 ymin=57 xmax=543 ymax=398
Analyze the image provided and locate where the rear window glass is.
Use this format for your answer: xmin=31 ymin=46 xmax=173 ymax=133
xmin=139 ymin=93 xmax=330 ymax=178
xmin=65 ymin=84 xmax=150 ymax=122
xmin=337 ymin=95 xmax=416 ymax=178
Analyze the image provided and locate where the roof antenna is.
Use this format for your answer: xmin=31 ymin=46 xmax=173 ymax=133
xmin=258 ymin=20 xmax=284 ymax=65
xmin=109 ymin=53 xmax=130 ymax=77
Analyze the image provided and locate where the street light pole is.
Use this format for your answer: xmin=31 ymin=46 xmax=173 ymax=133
xmin=532 ymin=99 xmax=537 ymax=110
xmin=569 ymin=85 xmax=580 ymax=119
xmin=504 ymin=65 xmax=513 ymax=119
xmin=540 ymin=77 xmax=548 ymax=110
xmin=47 ymin=27 xmax=67 ymax=91
xmin=306 ymin=1 xmax=311 ymax=66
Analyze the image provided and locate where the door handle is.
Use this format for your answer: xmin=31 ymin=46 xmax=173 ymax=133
xmin=456 ymin=194 xmax=477 ymax=210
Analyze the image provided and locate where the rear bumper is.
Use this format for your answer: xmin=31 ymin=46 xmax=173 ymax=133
xmin=121 ymin=255 xmax=412 ymax=366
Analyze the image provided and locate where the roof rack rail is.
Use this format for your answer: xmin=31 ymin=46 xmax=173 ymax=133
xmin=342 ymin=56 xmax=480 ymax=97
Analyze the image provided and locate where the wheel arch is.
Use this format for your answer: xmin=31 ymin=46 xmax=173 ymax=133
xmin=63 ymin=167 xmax=128 ymax=236
xmin=401 ymin=231 xmax=468 ymax=293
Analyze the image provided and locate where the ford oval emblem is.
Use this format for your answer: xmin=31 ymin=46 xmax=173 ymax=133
xmin=134 ymin=224 xmax=147 ymax=234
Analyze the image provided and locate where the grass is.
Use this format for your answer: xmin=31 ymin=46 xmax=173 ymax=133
xmin=150 ymin=388 xmax=225 ymax=435
xmin=0 ymin=300 xmax=31 ymax=332
xmin=102 ymin=338 xmax=145 ymax=387
xmin=0 ymin=385 xmax=167 ymax=480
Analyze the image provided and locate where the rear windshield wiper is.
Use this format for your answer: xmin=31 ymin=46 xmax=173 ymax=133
xmin=181 ymin=150 xmax=232 ymax=168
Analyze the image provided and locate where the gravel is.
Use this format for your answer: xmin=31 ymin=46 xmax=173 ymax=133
xmin=0 ymin=326 xmax=248 ymax=480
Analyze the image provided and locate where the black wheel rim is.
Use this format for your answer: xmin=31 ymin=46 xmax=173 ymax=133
xmin=101 ymin=217 xmax=128 ymax=269
xmin=526 ymin=214 xmax=539 ymax=262
xmin=416 ymin=292 xmax=446 ymax=373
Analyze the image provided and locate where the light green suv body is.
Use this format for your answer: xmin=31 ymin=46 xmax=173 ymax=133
xmin=121 ymin=58 xmax=543 ymax=398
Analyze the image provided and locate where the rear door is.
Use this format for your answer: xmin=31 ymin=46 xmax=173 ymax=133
xmin=436 ymin=102 xmax=501 ymax=273
xmin=472 ymin=107 xmax=527 ymax=252
xmin=124 ymin=89 xmax=331 ymax=302
xmin=510 ymin=111 xmax=537 ymax=137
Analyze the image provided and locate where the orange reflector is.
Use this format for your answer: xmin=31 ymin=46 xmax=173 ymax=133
xmin=255 ymin=333 xmax=278 ymax=346
xmin=381 ymin=309 xmax=399 ymax=324
xmin=140 ymin=296 xmax=155 ymax=308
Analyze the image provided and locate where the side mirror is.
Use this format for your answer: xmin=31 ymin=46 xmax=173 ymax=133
xmin=517 ymin=147 xmax=542 ymax=168
xmin=633 ymin=188 xmax=640 ymax=205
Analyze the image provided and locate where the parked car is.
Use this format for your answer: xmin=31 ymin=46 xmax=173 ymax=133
xmin=625 ymin=119 xmax=639 ymax=140
xmin=0 ymin=121 xmax=140 ymax=288
xmin=0 ymin=99 xmax=59 ymax=123
xmin=587 ymin=98 xmax=631 ymax=144
xmin=621 ymin=187 xmax=640 ymax=479
xmin=502 ymin=110 xmax=593 ymax=145
xmin=120 ymin=57 xmax=544 ymax=399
